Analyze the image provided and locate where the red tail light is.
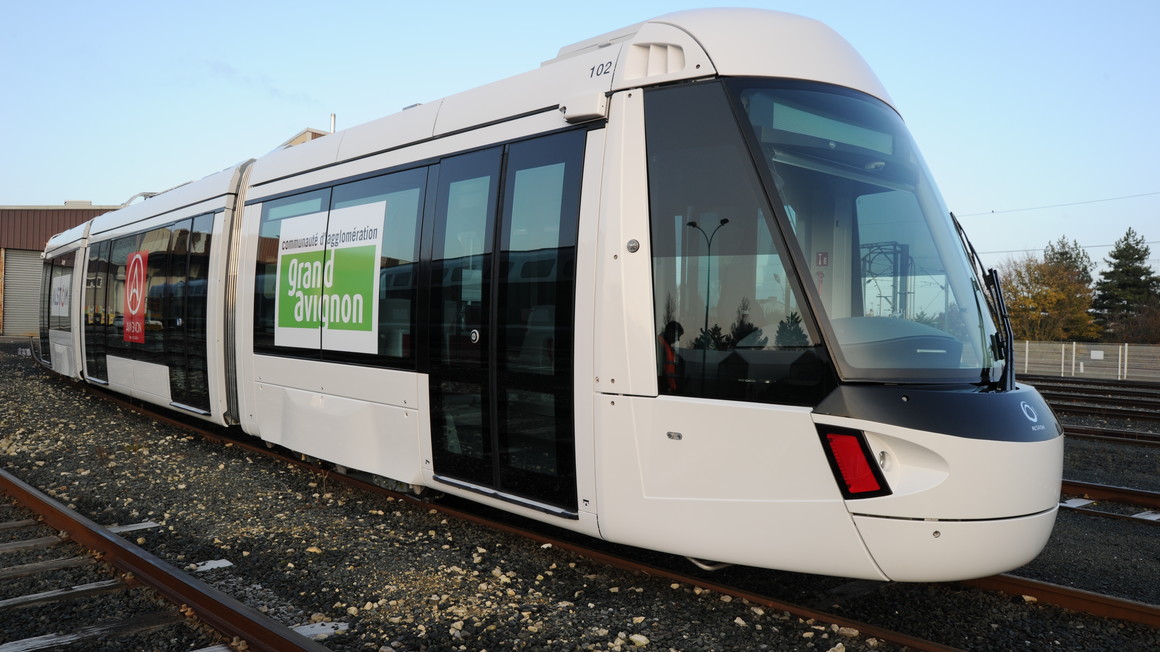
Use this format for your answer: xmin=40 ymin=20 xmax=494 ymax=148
xmin=819 ymin=428 xmax=891 ymax=499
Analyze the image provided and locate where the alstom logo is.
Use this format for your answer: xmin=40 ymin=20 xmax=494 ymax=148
xmin=1020 ymin=401 xmax=1039 ymax=423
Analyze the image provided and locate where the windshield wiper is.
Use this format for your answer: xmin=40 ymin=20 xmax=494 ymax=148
xmin=985 ymin=268 xmax=1016 ymax=391
xmin=952 ymin=212 xmax=1015 ymax=391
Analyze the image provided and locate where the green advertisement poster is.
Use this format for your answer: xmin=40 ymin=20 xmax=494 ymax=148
xmin=274 ymin=202 xmax=384 ymax=354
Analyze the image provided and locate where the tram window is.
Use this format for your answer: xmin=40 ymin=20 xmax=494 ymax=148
xmin=134 ymin=224 xmax=178 ymax=365
xmin=329 ymin=168 xmax=425 ymax=365
xmin=39 ymin=265 xmax=50 ymax=363
xmin=45 ymin=252 xmax=75 ymax=333
xmin=735 ymin=81 xmax=995 ymax=380
xmin=84 ymin=240 xmax=111 ymax=381
xmin=498 ymin=130 xmax=582 ymax=376
xmin=495 ymin=130 xmax=583 ymax=506
xmin=645 ymin=81 xmax=830 ymax=406
xmin=166 ymin=214 xmax=214 ymax=410
xmin=106 ymin=234 xmax=142 ymax=359
xmin=430 ymin=151 xmax=500 ymax=369
xmin=254 ymin=189 xmax=332 ymax=355
xmin=255 ymin=172 xmax=428 ymax=366
xmin=40 ymin=252 xmax=76 ymax=366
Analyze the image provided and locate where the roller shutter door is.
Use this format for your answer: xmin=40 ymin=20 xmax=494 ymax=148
xmin=3 ymin=249 xmax=43 ymax=337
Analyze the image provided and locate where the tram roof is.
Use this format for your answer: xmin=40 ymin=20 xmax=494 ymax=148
xmin=247 ymin=8 xmax=892 ymax=190
xmin=53 ymin=8 xmax=893 ymax=229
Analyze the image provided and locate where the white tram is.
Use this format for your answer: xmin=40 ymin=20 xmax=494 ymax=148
xmin=39 ymin=8 xmax=1062 ymax=581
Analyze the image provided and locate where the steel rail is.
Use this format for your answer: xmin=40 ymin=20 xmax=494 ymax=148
xmin=69 ymin=399 xmax=965 ymax=652
xmin=383 ymin=482 xmax=967 ymax=652
xmin=1025 ymin=376 xmax=1160 ymax=420
xmin=1060 ymin=503 xmax=1160 ymax=526
xmin=1038 ymin=390 xmax=1160 ymax=408
xmin=1045 ymin=401 xmax=1160 ymax=421
xmin=96 ymin=399 xmax=963 ymax=652
xmin=1061 ymin=480 xmax=1160 ymax=511
xmin=1064 ymin=425 xmax=1160 ymax=447
xmin=1019 ymin=375 xmax=1160 ymax=392
xmin=0 ymin=468 xmax=329 ymax=652
xmin=227 ymin=412 xmax=1160 ymax=646
xmin=963 ymin=574 xmax=1160 ymax=629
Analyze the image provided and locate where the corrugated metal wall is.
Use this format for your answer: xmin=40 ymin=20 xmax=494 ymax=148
xmin=3 ymin=249 xmax=43 ymax=336
xmin=0 ymin=207 xmax=114 ymax=251
xmin=0 ymin=206 xmax=116 ymax=336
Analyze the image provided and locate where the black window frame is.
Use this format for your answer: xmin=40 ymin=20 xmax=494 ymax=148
xmin=643 ymin=80 xmax=837 ymax=406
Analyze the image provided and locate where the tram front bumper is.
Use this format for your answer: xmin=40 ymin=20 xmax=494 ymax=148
xmin=853 ymin=506 xmax=1058 ymax=582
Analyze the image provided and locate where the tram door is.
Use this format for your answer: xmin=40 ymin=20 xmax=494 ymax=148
xmin=428 ymin=130 xmax=585 ymax=513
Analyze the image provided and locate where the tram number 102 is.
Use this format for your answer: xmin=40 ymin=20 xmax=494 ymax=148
xmin=589 ymin=61 xmax=613 ymax=78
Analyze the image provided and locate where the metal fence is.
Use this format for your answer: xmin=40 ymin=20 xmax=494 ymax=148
xmin=1014 ymin=341 xmax=1160 ymax=381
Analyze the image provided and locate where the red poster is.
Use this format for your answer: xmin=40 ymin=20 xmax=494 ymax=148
xmin=123 ymin=251 xmax=148 ymax=343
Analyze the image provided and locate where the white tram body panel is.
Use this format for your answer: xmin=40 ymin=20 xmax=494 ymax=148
xmin=43 ymin=222 xmax=91 ymax=379
xmin=41 ymin=164 xmax=250 ymax=424
xmin=89 ymin=164 xmax=248 ymax=423
xmin=248 ymin=355 xmax=426 ymax=486
xmin=597 ymin=395 xmax=884 ymax=579
xmin=39 ymin=8 xmax=1063 ymax=582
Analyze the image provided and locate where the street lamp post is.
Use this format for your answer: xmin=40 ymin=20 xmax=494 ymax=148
xmin=686 ymin=218 xmax=729 ymax=345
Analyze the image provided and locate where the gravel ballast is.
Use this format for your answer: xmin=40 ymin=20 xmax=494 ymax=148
xmin=2 ymin=339 xmax=1158 ymax=651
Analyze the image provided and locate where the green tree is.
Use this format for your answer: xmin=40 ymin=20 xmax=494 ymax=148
xmin=692 ymin=323 xmax=730 ymax=350
xmin=1114 ymin=297 xmax=1160 ymax=343
xmin=1044 ymin=236 xmax=1094 ymax=286
xmin=1094 ymin=228 xmax=1160 ymax=342
xmin=774 ymin=312 xmax=809 ymax=347
xmin=729 ymin=298 xmax=767 ymax=347
xmin=999 ymin=241 xmax=1099 ymax=342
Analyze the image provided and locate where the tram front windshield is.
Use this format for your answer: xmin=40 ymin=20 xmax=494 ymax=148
xmin=645 ymin=79 xmax=1003 ymax=398
xmin=729 ymin=80 xmax=1001 ymax=383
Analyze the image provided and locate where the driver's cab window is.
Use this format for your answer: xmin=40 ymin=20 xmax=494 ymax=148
xmin=645 ymin=81 xmax=830 ymax=406
xmin=739 ymin=80 xmax=993 ymax=379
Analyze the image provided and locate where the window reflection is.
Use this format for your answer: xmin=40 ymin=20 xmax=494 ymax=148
xmin=79 ymin=214 xmax=215 ymax=409
xmin=645 ymin=81 xmax=829 ymax=405
xmin=734 ymin=81 xmax=998 ymax=380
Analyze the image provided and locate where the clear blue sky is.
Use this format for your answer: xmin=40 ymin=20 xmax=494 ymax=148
xmin=3 ymin=1 xmax=1158 ymax=272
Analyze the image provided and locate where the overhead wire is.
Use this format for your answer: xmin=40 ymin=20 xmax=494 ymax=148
xmin=961 ymin=191 xmax=1159 ymax=260
xmin=957 ymin=190 xmax=1160 ymax=217
xmin=979 ymin=242 xmax=1160 ymax=256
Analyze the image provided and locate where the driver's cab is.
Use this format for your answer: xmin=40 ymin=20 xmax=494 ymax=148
xmin=646 ymin=78 xmax=1004 ymax=403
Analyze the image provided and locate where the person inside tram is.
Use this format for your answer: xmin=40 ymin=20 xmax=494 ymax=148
xmin=658 ymin=320 xmax=685 ymax=392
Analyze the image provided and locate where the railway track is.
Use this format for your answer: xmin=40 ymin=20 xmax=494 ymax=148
xmin=391 ymin=482 xmax=965 ymax=652
xmin=1043 ymin=399 xmax=1160 ymax=421
xmin=86 ymin=388 xmax=1160 ymax=645
xmin=964 ymin=574 xmax=1160 ymax=629
xmin=980 ymin=479 xmax=1160 ymax=629
xmin=1021 ymin=375 xmax=1160 ymax=397
xmin=301 ymin=446 xmax=1160 ymax=637
xmin=440 ymin=489 xmax=1160 ymax=638
xmin=1022 ymin=374 xmax=1160 ymax=421
xmin=1065 ymin=424 xmax=1160 ymax=446
xmin=6 ymin=358 xmax=1158 ymax=649
xmin=0 ymin=468 xmax=335 ymax=651
xmin=1060 ymin=479 xmax=1160 ymax=526
xmin=85 ymin=396 xmax=959 ymax=651
xmin=5 ymin=390 xmax=962 ymax=651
